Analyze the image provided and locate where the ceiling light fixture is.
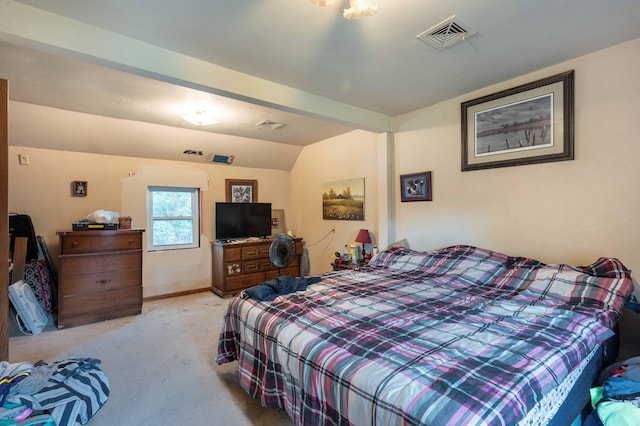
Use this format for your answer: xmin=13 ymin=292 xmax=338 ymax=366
xmin=308 ymin=0 xmax=377 ymax=20
xmin=180 ymin=108 xmax=218 ymax=126
xmin=343 ymin=0 xmax=377 ymax=20
xmin=308 ymin=0 xmax=336 ymax=6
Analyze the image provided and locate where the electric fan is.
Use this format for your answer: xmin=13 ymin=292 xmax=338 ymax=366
xmin=269 ymin=234 xmax=296 ymax=275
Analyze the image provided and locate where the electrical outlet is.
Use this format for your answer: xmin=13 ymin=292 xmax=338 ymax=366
xmin=18 ymin=154 xmax=30 ymax=165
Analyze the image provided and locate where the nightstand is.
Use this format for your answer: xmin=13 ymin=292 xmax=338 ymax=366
xmin=331 ymin=261 xmax=365 ymax=271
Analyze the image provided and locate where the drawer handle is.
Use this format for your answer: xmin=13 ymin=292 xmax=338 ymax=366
xmin=96 ymin=279 xmax=112 ymax=284
xmin=128 ymin=239 xmax=134 ymax=246
xmin=71 ymin=241 xmax=79 ymax=248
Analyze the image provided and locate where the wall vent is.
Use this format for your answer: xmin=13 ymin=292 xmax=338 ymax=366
xmin=416 ymin=16 xmax=476 ymax=50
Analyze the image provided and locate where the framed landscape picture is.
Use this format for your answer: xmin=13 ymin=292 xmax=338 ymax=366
xmin=322 ymin=178 xmax=365 ymax=221
xmin=462 ymin=70 xmax=574 ymax=171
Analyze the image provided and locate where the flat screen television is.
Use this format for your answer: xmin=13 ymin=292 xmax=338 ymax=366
xmin=215 ymin=202 xmax=272 ymax=241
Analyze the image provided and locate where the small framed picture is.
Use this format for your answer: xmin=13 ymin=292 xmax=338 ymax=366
xmin=271 ymin=209 xmax=286 ymax=236
xmin=400 ymin=172 xmax=432 ymax=202
xmin=225 ymin=179 xmax=258 ymax=203
xmin=72 ymin=181 xmax=88 ymax=197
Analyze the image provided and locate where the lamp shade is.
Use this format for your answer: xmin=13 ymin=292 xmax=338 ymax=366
xmin=355 ymin=229 xmax=371 ymax=244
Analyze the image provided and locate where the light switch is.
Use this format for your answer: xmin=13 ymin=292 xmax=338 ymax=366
xmin=18 ymin=154 xmax=30 ymax=165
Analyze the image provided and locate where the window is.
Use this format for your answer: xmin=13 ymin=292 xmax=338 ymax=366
xmin=147 ymin=186 xmax=200 ymax=251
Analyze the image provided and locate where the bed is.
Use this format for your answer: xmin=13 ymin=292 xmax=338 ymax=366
xmin=216 ymin=245 xmax=633 ymax=425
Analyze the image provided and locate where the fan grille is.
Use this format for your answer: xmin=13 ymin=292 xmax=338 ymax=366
xmin=269 ymin=234 xmax=296 ymax=268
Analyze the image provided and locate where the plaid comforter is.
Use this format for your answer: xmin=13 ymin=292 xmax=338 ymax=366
xmin=217 ymin=245 xmax=633 ymax=426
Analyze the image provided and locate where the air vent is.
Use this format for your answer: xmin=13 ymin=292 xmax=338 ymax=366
xmin=211 ymin=155 xmax=234 ymax=164
xmin=416 ymin=16 xmax=476 ymax=50
xmin=256 ymin=119 xmax=285 ymax=130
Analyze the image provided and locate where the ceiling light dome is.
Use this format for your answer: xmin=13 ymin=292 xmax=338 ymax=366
xmin=180 ymin=108 xmax=218 ymax=126
xmin=308 ymin=0 xmax=336 ymax=6
xmin=343 ymin=0 xmax=378 ymax=20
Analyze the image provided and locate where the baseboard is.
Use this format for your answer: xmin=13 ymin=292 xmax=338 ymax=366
xmin=143 ymin=287 xmax=210 ymax=303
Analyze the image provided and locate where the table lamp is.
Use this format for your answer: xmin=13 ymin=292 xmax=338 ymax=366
xmin=355 ymin=229 xmax=371 ymax=261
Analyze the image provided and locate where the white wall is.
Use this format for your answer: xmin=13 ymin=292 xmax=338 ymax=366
xmin=8 ymin=147 xmax=290 ymax=298
xmin=290 ymin=130 xmax=380 ymax=275
xmin=392 ymin=38 xmax=640 ymax=282
xmin=9 ymin=37 xmax=640 ymax=297
xmin=290 ymin=37 xmax=640 ymax=291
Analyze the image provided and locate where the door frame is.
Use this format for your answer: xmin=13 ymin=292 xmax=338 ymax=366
xmin=1 ymin=79 xmax=9 ymax=360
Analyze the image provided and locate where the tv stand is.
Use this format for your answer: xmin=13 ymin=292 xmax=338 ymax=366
xmin=210 ymin=238 xmax=303 ymax=297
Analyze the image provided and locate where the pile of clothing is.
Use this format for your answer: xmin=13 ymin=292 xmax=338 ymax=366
xmin=0 ymin=358 xmax=109 ymax=425
xmin=242 ymin=275 xmax=322 ymax=301
xmin=590 ymin=356 xmax=640 ymax=425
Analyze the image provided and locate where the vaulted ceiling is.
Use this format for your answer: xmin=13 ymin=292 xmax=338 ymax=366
xmin=1 ymin=0 xmax=640 ymax=169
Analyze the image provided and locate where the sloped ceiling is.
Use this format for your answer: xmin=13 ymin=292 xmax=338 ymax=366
xmin=1 ymin=0 xmax=640 ymax=170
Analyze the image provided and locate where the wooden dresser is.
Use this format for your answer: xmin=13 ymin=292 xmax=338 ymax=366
xmin=211 ymin=238 xmax=303 ymax=297
xmin=56 ymin=229 xmax=144 ymax=328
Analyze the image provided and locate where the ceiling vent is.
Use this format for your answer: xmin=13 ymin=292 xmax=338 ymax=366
xmin=416 ymin=16 xmax=476 ymax=50
xmin=256 ymin=119 xmax=285 ymax=130
xmin=210 ymin=154 xmax=235 ymax=164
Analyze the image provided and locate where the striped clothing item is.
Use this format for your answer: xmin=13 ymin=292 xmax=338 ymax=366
xmin=0 ymin=361 xmax=33 ymax=405
xmin=7 ymin=358 xmax=109 ymax=426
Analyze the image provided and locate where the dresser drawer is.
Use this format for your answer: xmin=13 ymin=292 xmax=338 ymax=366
xmin=243 ymin=259 xmax=273 ymax=274
xmin=242 ymin=245 xmax=270 ymax=260
xmin=58 ymin=286 xmax=142 ymax=329
xmin=225 ymin=272 xmax=265 ymax=291
xmin=265 ymin=266 xmax=301 ymax=281
xmin=59 ymin=269 xmax=142 ymax=296
xmin=262 ymin=256 xmax=299 ymax=271
xmin=224 ymin=247 xmax=242 ymax=262
xmin=60 ymin=231 xmax=142 ymax=254
xmin=224 ymin=261 xmax=243 ymax=277
xmin=59 ymin=250 xmax=142 ymax=275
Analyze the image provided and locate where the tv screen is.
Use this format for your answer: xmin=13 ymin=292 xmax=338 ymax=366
xmin=215 ymin=202 xmax=272 ymax=241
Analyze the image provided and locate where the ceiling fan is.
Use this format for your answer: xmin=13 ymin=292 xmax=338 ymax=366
xmin=308 ymin=0 xmax=378 ymax=20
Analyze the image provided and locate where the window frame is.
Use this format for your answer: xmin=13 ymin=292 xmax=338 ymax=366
xmin=147 ymin=186 xmax=200 ymax=251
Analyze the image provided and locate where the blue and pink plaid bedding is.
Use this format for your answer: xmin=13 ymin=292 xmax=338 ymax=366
xmin=217 ymin=245 xmax=633 ymax=425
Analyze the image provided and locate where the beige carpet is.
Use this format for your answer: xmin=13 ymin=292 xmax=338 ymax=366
xmin=8 ymin=292 xmax=293 ymax=426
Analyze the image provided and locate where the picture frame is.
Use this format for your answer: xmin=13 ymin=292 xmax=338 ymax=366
xmin=461 ymin=70 xmax=574 ymax=171
xmin=322 ymin=178 xmax=365 ymax=221
xmin=71 ymin=180 xmax=88 ymax=197
xmin=271 ymin=209 xmax=286 ymax=236
xmin=225 ymin=179 xmax=257 ymax=203
xmin=400 ymin=172 xmax=432 ymax=202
